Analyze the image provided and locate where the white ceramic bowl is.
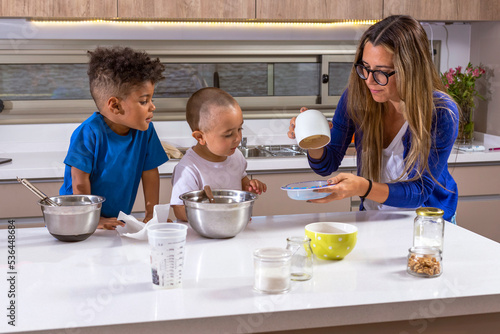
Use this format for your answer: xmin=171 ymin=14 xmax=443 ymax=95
xmin=281 ymin=180 xmax=333 ymax=201
xmin=294 ymin=109 xmax=331 ymax=149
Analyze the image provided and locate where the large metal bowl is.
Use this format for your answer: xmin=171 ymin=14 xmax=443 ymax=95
xmin=38 ymin=195 xmax=105 ymax=242
xmin=179 ymin=189 xmax=257 ymax=239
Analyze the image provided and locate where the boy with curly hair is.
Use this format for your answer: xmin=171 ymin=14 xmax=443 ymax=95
xmin=170 ymin=87 xmax=266 ymax=221
xmin=60 ymin=46 xmax=168 ymax=230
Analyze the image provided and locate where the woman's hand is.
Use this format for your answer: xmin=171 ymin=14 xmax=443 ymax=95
xmin=98 ymin=217 xmax=125 ymax=230
xmin=287 ymin=107 xmax=308 ymax=140
xmin=288 ymin=107 xmax=332 ymax=160
xmin=308 ymin=173 xmax=371 ymax=203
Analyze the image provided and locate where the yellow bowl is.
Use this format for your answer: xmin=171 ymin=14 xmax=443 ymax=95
xmin=305 ymin=222 xmax=358 ymax=260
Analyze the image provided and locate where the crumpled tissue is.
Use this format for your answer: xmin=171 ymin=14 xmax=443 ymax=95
xmin=115 ymin=204 xmax=171 ymax=240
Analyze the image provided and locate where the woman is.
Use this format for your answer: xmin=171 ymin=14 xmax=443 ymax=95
xmin=288 ymin=15 xmax=459 ymax=222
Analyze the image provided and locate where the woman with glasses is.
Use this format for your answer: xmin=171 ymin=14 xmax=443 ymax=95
xmin=288 ymin=15 xmax=459 ymax=223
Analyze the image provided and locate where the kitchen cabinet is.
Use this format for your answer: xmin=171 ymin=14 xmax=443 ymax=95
xmin=0 ymin=0 xmax=117 ymax=18
xmin=1 ymin=171 xmax=350 ymax=223
xmin=384 ymin=0 xmax=500 ymax=21
xmin=0 ymin=176 xmax=175 ymax=223
xmin=249 ymin=170 xmax=352 ymax=216
xmin=132 ymin=176 xmax=175 ymax=220
xmin=450 ymin=164 xmax=500 ymax=242
xmin=117 ymin=0 xmax=255 ymax=20
xmin=1 ymin=0 xmax=499 ymax=22
xmin=0 ymin=180 xmax=62 ymax=227
xmin=255 ymin=0 xmax=384 ymax=21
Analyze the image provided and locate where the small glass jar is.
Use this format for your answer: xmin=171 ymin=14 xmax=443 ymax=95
xmin=253 ymin=248 xmax=292 ymax=294
xmin=286 ymin=236 xmax=313 ymax=281
xmin=407 ymin=246 xmax=442 ymax=278
xmin=413 ymin=207 xmax=445 ymax=252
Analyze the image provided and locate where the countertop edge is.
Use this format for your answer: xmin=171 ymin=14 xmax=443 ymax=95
xmin=6 ymin=294 xmax=499 ymax=334
xmin=1 ymin=149 xmax=500 ymax=182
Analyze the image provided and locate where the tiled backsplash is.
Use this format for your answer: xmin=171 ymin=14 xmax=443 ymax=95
xmin=0 ymin=118 xmax=296 ymax=154
xmin=3 ymin=117 xmax=499 ymax=155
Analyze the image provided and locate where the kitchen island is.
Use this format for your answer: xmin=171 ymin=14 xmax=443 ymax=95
xmin=1 ymin=211 xmax=499 ymax=333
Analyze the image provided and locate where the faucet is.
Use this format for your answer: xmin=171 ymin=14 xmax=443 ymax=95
xmin=240 ymin=137 xmax=247 ymax=148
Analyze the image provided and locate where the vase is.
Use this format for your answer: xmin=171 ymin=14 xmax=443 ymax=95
xmin=456 ymin=105 xmax=474 ymax=145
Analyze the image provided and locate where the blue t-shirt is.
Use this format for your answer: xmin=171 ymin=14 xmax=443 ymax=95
xmin=308 ymin=90 xmax=459 ymax=221
xmin=60 ymin=112 xmax=168 ymax=218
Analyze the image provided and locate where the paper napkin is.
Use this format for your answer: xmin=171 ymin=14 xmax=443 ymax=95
xmin=115 ymin=204 xmax=171 ymax=240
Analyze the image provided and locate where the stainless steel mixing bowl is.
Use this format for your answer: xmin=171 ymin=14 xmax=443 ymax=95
xmin=38 ymin=195 xmax=105 ymax=242
xmin=179 ymin=189 xmax=257 ymax=239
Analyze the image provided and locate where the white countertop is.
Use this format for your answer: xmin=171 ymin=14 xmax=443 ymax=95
xmin=1 ymin=146 xmax=500 ymax=181
xmin=1 ymin=211 xmax=499 ymax=333
xmin=1 ymin=127 xmax=500 ymax=181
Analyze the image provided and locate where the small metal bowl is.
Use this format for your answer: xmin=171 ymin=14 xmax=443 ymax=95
xmin=38 ymin=195 xmax=105 ymax=242
xmin=180 ymin=189 xmax=257 ymax=239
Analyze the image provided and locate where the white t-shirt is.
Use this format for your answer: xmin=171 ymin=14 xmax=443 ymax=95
xmin=170 ymin=148 xmax=248 ymax=205
xmin=364 ymin=121 xmax=415 ymax=212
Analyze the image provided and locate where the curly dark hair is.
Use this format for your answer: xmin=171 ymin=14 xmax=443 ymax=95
xmin=87 ymin=46 xmax=165 ymax=110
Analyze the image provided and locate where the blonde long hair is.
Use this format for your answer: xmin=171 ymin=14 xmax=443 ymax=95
xmin=347 ymin=15 xmax=450 ymax=183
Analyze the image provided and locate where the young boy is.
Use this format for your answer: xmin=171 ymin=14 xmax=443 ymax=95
xmin=170 ymin=87 xmax=267 ymax=221
xmin=60 ymin=46 xmax=169 ymax=230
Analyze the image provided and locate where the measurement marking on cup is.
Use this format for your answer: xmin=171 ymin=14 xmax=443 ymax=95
xmin=6 ymin=219 xmax=17 ymax=326
xmin=147 ymin=223 xmax=187 ymax=289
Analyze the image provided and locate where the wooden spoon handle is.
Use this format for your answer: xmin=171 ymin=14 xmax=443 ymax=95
xmin=204 ymin=185 xmax=215 ymax=203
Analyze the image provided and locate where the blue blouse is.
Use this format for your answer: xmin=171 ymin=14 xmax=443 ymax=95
xmin=308 ymin=90 xmax=459 ymax=221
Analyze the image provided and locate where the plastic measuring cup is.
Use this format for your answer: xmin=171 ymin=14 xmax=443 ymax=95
xmin=147 ymin=223 xmax=188 ymax=289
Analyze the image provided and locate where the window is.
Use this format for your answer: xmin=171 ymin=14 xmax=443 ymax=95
xmin=0 ymin=64 xmax=91 ymax=101
xmin=0 ymin=40 xmax=358 ymax=124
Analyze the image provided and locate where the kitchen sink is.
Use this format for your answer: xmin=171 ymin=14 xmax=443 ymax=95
xmin=239 ymin=147 xmax=273 ymax=158
xmin=239 ymin=145 xmax=307 ymax=158
xmin=259 ymin=145 xmax=307 ymax=157
xmin=172 ymin=145 xmax=307 ymax=159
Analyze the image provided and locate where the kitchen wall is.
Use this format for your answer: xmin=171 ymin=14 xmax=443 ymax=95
xmin=471 ymin=21 xmax=500 ymax=137
xmin=1 ymin=18 xmax=487 ymax=141
xmin=1 ymin=18 xmax=470 ymax=75
xmin=0 ymin=118 xmax=295 ymax=155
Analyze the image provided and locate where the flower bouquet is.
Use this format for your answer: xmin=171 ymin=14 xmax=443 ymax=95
xmin=441 ymin=63 xmax=485 ymax=145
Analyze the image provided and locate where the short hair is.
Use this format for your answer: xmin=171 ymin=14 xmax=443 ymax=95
xmin=186 ymin=87 xmax=239 ymax=132
xmin=87 ymin=46 xmax=165 ymax=110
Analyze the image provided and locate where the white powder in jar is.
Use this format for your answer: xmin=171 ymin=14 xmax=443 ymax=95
xmin=253 ymin=247 xmax=292 ymax=293
xmin=254 ymin=265 xmax=290 ymax=293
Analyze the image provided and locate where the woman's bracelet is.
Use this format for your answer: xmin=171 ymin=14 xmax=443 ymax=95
xmin=360 ymin=178 xmax=372 ymax=200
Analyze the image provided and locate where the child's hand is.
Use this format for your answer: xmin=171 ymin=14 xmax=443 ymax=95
xmin=245 ymin=179 xmax=267 ymax=195
xmin=98 ymin=217 xmax=125 ymax=230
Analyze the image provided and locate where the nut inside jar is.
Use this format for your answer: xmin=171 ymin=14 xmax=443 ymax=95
xmin=407 ymin=246 xmax=442 ymax=278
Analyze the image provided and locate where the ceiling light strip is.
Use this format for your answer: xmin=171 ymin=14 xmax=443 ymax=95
xmin=30 ymin=19 xmax=378 ymax=26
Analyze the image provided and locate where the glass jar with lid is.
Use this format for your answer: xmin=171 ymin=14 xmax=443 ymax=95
xmin=407 ymin=246 xmax=443 ymax=278
xmin=413 ymin=207 xmax=445 ymax=252
xmin=253 ymin=248 xmax=292 ymax=294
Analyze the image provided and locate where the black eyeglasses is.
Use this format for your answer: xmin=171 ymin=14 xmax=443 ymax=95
xmin=354 ymin=64 xmax=396 ymax=86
